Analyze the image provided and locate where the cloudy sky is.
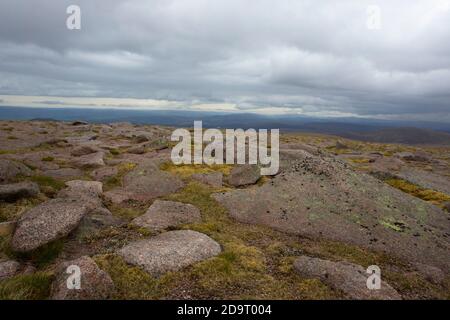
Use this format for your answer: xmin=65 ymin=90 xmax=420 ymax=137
xmin=0 ymin=0 xmax=449 ymax=121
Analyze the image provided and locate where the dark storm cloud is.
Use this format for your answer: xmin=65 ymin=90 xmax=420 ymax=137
xmin=0 ymin=0 xmax=449 ymax=120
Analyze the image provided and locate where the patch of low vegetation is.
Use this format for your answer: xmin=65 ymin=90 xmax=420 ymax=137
xmin=41 ymin=156 xmax=54 ymax=162
xmin=383 ymin=270 xmax=450 ymax=299
xmin=13 ymin=239 xmax=65 ymax=268
xmin=0 ymin=195 xmax=46 ymax=222
xmin=0 ymin=235 xmax=13 ymax=260
xmin=348 ymin=157 xmax=372 ymax=164
xmin=107 ymin=204 xmax=145 ymax=220
xmin=109 ymin=148 xmax=121 ymax=156
xmin=386 ymin=178 xmax=450 ymax=208
xmin=160 ymin=162 xmax=233 ymax=179
xmin=103 ymin=162 xmax=137 ymax=191
xmin=94 ymin=254 xmax=176 ymax=299
xmin=29 ymin=175 xmax=65 ymax=197
xmin=0 ymin=272 xmax=53 ymax=300
xmin=295 ymin=238 xmax=407 ymax=269
xmin=159 ymin=181 xmax=339 ymax=299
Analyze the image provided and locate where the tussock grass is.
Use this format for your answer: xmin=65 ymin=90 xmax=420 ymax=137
xmin=21 ymin=240 xmax=65 ymax=268
xmin=0 ymin=195 xmax=46 ymax=222
xmin=160 ymin=162 xmax=233 ymax=178
xmin=0 ymin=272 xmax=53 ymax=300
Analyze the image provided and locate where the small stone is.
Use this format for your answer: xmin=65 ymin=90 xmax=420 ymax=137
xmin=414 ymin=263 xmax=445 ymax=284
xmin=73 ymin=152 xmax=105 ymax=169
xmin=71 ymin=145 xmax=99 ymax=157
xmin=11 ymin=198 xmax=89 ymax=252
xmin=118 ymin=230 xmax=221 ymax=276
xmin=443 ymin=201 xmax=450 ymax=212
xmin=43 ymin=168 xmax=84 ymax=180
xmin=127 ymin=145 xmax=146 ymax=154
xmin=227 ymin=165 xmax=261 ymax=187
xmin=191 ymin=172 xmax=223 ymax=188
xmin=0 ymin=260 xmax=21 ymax=280
xmin=293 ymin=255 xmax=401 ymax=300
xmin=0 ymin=159 xmax=32 ymax=183
xmin=0 ymin=182 xmax=39 ymax=201
xmin=57 ymin=180 xmax=103 ymax=211
xmin=51 ymin=256 xmax=115 ymax=300
xmin=90 ymin=166 xmax=118 ymax=181
xmin=71 ymin=121 xmax=88 ymax=126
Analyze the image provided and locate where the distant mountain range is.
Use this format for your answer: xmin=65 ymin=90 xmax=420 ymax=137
xmin=1 ymin=106 xmax=450 ymax=145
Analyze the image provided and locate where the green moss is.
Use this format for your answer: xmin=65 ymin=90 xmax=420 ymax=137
xmin=94 ymin=254 xmax=175 ymax=299
xmin=0 ymin=272 xmax=53 ymax=300
xmin=41 ymin=156 xmax=54 ymax=162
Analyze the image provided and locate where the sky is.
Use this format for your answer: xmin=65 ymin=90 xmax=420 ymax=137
xmin=0 ymin=0 xmax=449 ymax=121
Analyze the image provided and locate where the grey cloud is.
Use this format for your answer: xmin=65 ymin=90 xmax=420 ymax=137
xmin=0 ymin=0 xmax=449 ymax=121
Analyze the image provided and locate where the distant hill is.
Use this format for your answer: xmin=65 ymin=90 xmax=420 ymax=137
xmin=341 ymin=127 xmax=450 ymax=145
xmin=1 ymin=106 xmax=450 ymax=145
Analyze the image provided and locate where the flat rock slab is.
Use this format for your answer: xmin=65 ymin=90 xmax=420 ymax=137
xmin=11 ymin=198 xmax=89 ymax=252
xmin=73 ymin=152 xmax=105 ymax=169
xmin=132 ymin=200 xmax=201 ymax=231
xmin=0 ymin=260 xmax=21 ymax=280
xmin=227 ymin=165 xmax=261 ymax=187
xmin=90 ymin=166 xmax=118 ymax=181
xmin=71 ymin=145 xmax=100 ymax=157
xmin=57 ymin=180 xmax=103 ymax=211
xmin=51 ymin=256 xmax=115 ymax=300
xmin=118 ymin=230 xmax=221 ymax=276
xmin=294 ymin=256 xmax=401 ymax=300
xmin=214 ymin=151 xmax=450 ymax=271
xmin=0 ymin=159 xmax=32 ymax=183
xmin=0 ymin=182 xmax=39 ymax=201
xmin=43 ymin=168 xmax=84 ymax=180
xmin=191 ymin=172 xmax=223 ymax=188
xmin=119 ymin=161 xmax=184 ymax=202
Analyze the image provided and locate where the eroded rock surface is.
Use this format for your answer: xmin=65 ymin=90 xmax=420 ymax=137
xmin=214 ymin=151 xmax=450 ymax=270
